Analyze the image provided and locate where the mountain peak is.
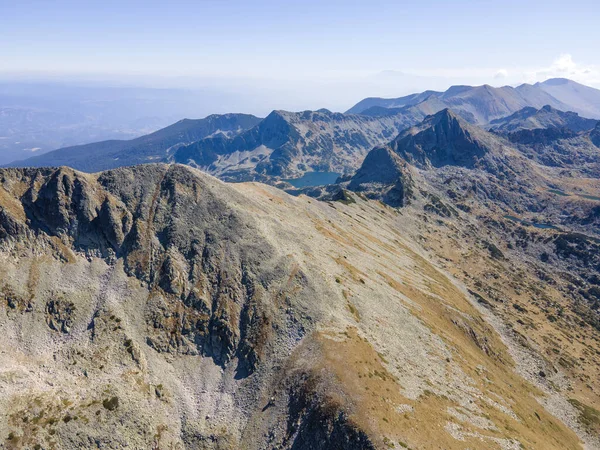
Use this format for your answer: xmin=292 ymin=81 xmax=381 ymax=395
xmin=416 ymin=108 xmax=469 ymax=132
xmin=389 ymin=108 xmax=491 ymax=169
xmin=430 ymin=107 xmax=462 ymax=121
xmin=540 ymin=78 xmax=573 ymax=86
xmin=347 ymin=146 xmax=412 ymax=207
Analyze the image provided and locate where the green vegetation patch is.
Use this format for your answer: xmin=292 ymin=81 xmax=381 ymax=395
xmin=568 ymin=398 xmax=600 ymax=433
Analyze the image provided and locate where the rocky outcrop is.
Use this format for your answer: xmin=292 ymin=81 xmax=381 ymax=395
xmin=282 ymin=374 xmax=375 ymax=450
xmin=174 ymin=110 xmax=300 ymax=178
xmin=389 ymin=109 xmax=490 ymax=169
xmin=347 ymin=147 xmax=413 ymax=207
xmin=45 ymin=298 xmax=75 ymax=333
xmin=505 ymin=126 xmax=578 ymax=146
xmin=0 ymin=165 xmax=309 ymax=375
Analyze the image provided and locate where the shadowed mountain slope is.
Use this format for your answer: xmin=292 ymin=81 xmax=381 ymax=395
xmin=6 ymin=113 xmax=262 ymax=172
xmin=385 ymin=109 xmax=504 ymax=170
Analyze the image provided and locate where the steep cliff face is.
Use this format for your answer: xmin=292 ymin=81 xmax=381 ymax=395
xmin=0 ymin=164 xmax=326 ymax=449
xmin=1 ymin=165 xmax=310 ymax=374
xmin=390 ymin=109 xmax=491 ymax=169
xmin=347 ymin=146 xmax=413 ymax=207
xmin=0 ymin=164 xmax=596 ymax=449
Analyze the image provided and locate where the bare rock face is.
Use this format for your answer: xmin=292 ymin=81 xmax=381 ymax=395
xmin=390 ymin=109 xmax=490 ymax=169
xmin=0 ymin=165 xmax=307 ymax=375
xmin=173 ymin=108 xmax=420 ymax=182
xmin=347 ymin=146 xmax=413 ymax=207
xmin=0 ymin=285 xmax=32 ymax=313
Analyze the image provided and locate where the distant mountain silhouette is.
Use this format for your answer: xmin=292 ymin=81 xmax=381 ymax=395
xmin=7 ymin=114 xmax=262 ymax=172
xmin=347 ymin=78 xmax=600 ymax=123
xmin=489 ymin=105 xmax=598 ymax=133
xmin=536 ymin=78 xmax=600 ymax=119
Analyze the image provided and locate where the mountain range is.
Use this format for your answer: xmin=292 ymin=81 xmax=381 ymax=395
xmin=1 ymin=78 xmax=600 ymax=449
xmin=7 ymin=113 xmax=261 ymax=172
xmin=9 ymin=78 xmax=600 ymax=186
xmin=488 ymin=105 xmax=598 ymax=133
xmin=172 ymin=108 xmax=418 ymax=181
xmin=347 ymin=78 xmax=600 ymax=124
xmin=0 ymin=82 xmax=255 ymax=165
xmin=8 ymin=108 xmax=420 ymax=181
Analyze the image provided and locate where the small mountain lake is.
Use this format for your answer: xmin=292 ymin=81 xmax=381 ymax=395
xmin=284 ymin=171 xmax=341 ymax=188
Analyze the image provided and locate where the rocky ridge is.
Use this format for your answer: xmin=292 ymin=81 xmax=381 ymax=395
xmin=172 ymin=109 xmax=420 ymax=181
xmin=1 ymin=163 xmax=596 ymax=449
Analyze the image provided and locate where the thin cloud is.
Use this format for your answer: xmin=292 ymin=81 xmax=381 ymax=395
xmin=528 ymin=54 xmax=600 ymax=86
xmin=494 ymin=69 xmax=508 ymax=80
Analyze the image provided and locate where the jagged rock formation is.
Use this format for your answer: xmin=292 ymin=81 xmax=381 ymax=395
xmin=1 ymin=163 xmax=597 ymax=449
xmin=1 ymin=165 xmax=309 ymax=373
xmin=347 ymin=147 xmax=413 ymax=207
xmin=386 ymin=109 xmax=495 ymax=170
xmin=339 ymin=109 xmax=549 ymax=219
xmin=173 ymin=109 xmax=420 ymax=181
xmin=11 ymin=108 xmax=422 ymax=185
xmin=485 ymin=106 xmax=600 ymax=176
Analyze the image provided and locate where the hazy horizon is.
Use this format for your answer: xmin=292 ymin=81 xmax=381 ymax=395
xmin=2 ymin=0 xmax=600 ymax=114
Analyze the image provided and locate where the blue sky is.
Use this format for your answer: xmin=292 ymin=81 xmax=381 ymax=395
xmin=1 ymin=0 xmax=599 ymax=112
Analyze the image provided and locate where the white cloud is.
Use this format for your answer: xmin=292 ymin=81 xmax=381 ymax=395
xmin=553 ymin=54 xmax=577 ymax=72
xmin=525 ymin=54 xmax=600 ymax=86
xmin=494 ymin=69 xmax=508 ymax=79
